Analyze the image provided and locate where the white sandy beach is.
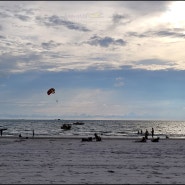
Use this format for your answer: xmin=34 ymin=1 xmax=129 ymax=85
xmin=0 ymin=137 xmax=185 ymax=184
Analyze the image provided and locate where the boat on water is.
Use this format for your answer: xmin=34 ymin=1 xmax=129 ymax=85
xmin=61 ymin=124 xmax=71 ymax=130
xmin=73 ymin=121 xmax=85 ymax=125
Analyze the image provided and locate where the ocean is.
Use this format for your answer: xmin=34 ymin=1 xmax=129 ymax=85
xmin=0 ymin=119 xmax=185 ymax=139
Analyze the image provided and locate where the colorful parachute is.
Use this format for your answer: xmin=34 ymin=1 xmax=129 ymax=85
xmin=47 ymin=88 xmax=55 ymax=95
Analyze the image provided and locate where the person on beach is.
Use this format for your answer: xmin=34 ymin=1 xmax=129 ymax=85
xmin=94 ymin=133 xmax=101 ymax=141
xmin=135 ymin=137 xmax=146 ymax=142
xmin=151 ymin=128 xmax=154 ymax=138
xmin=32 ymin=129 xmax=34 ymax=137
xmin=151 ymin=137 xmax=160 ymax=142
xmin=140 ymin=137 xmax=146 ymax=142
xmin=137 ymin=130 xmax=143 ymax=135
xmin=81 ymin=137 xmax=93 ymax=142
xmin=0 ymin=129 xmax=2 ymax=136
xmin=145 ymin=129 xmax=149 ymax=139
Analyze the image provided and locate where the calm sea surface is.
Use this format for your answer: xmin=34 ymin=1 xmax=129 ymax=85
xmin=0 ymin=119 xmax=185 ymax=139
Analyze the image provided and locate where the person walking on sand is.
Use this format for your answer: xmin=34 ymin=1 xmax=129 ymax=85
xmin=151 ymin=128 xmax=154 ymax=138
xmin=145 ymin=129 xmax=149 ymax=139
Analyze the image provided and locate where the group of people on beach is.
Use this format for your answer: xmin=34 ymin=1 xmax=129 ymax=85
xmin=81 ymin=133 xmax=102 ymax=142
xmin=137 ymin=127 xmax=158 ymax=142
xmin=138 ymin=128 xmax=154 ymax=139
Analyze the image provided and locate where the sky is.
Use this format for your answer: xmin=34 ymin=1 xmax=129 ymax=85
xmin=1 ymin=1 xmax=185 ymax=120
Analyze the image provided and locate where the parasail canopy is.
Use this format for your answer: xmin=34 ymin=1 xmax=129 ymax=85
xmin=47 ymin=88 xmax=55 ymax=95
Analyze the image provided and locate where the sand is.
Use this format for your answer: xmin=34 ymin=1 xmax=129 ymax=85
xmin=0 ymin=136 xmax=185 ymax=184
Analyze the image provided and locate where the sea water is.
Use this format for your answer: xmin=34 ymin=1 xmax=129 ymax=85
xmin=0 ymin=119 xmax=185 ymax=139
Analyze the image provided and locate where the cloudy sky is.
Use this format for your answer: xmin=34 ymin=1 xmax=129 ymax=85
xmin=1 ymin=1 xmax=185 ymax=120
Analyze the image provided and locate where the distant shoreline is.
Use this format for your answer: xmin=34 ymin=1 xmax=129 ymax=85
xmin=0 ymin=136 xmax=185 ymax=140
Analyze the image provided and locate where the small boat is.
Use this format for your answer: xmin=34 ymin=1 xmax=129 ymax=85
xmin=61 ymin=124 xmax=71 ymax=130
xmin=73 ymin=121 xmax=85 ymax=125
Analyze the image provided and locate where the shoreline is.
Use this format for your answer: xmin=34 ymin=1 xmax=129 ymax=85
xmin=1 ymin=135 xmax=185 ymax=140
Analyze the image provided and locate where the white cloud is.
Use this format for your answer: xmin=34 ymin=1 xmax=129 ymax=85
xmin=0 ymin=1 xmax=185 ymax=76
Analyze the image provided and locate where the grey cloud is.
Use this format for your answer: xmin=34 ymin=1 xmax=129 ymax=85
xmin=126 ymin=32 xmax=148 ymax=38
xmin=155 ymin=30 xmax=185 ymax=38
xmin=136 ymin=59 xmax=175 ymax=66
xmin=112 ymin=14 xmax=131 ymax=24
xmin=0 ymin=3 xmax=36 ymax=19
xmin=26 ymin=42 xmax=32 ymax=46
xmin=36 ymin=15 xmax=90 ymax=32
xmin=20 ymin=8 xmax=36 ymax=15
xmin=121 ymin=1 xmax=172 ymax=15
xmin=0 ymin=53 xmax=42 ymax=74
xmin=1 ymin=53 xmax=41 ymax=64
xmin=87 ymin=35 xmax=126 ymax=47
xmin=41 ymin=40 xmax=61 ymax=50
xmin=172 ymin=28 xmax=185 ymax=32
xmin=15 ymin=14 xmax=30 ymax=21
xmin=0 ymin=12 xmax=8 ymax=18
xmin=0 ymin=10 xmax=11 ymax=18
xmin=113 ymin=14 xmax=126 ymax=23
xmin=89 ymin=57 xmax=107 ymax=61
xmin=0 ymin=35 xmax=6 ymax=39
xmin=127 ymin=28 xmax=185 ymax=39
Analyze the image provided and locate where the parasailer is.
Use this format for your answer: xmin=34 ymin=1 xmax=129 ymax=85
xmin=47 ymin=88 xmax=55 ymax=95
